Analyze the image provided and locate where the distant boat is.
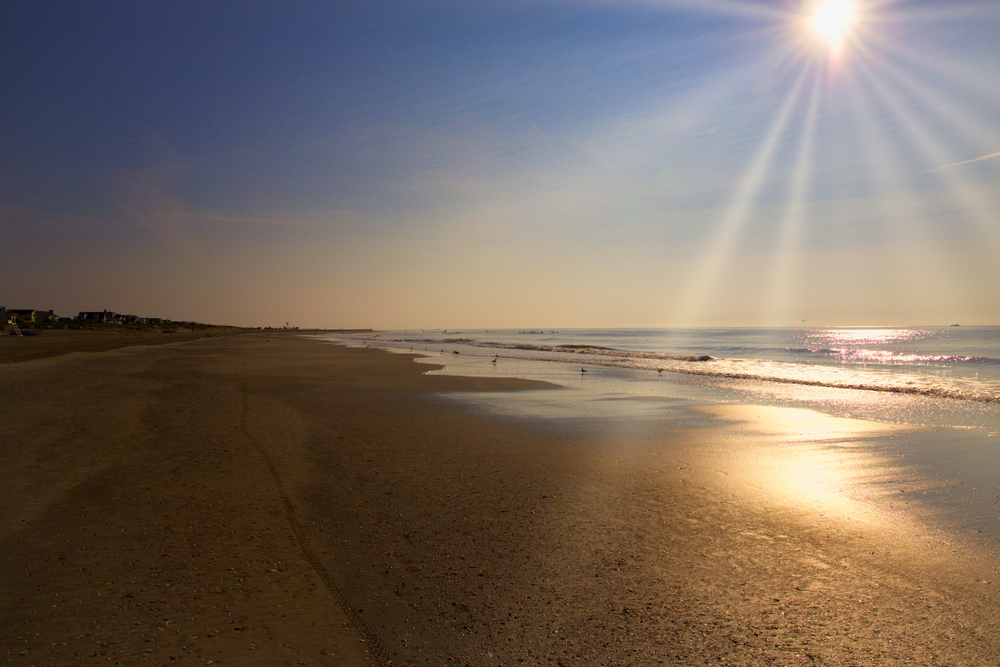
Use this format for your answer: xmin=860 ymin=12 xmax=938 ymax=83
xmin=951 ymin=323 xmax=961 ymax=327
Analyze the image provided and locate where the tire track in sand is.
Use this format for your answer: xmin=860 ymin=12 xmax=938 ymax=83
xmin=239 ymin=384 xmax=390 ymax=666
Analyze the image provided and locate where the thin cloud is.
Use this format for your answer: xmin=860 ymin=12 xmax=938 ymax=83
xmin=924 ymin=151 xmax=1000 ymax=173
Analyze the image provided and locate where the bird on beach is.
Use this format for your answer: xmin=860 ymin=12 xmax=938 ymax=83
xmin=581 ymin=367 xmax=587 ymax=373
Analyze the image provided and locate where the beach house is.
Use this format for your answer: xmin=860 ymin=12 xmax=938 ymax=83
xmin=77 ymin=311 xmax=121 ymax=323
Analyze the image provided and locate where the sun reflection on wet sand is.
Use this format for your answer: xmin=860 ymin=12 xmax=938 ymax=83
xmin=684 ymin=402 xmax=1000 ymax=560
xmin=443 ymin=382 xmax=976 ymax=546
xmin=689 ymin=404 xmax=961 ymax=542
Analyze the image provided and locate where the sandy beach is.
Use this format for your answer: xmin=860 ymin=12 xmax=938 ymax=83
xmin=3 ymin=332 xmax=1000 ymax=666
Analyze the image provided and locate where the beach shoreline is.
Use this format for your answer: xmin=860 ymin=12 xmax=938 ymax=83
xmin=3 ymin=332 xmax=1000 ymax=665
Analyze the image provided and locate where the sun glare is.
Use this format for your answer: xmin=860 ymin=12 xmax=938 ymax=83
xmin=811 ymin=0 xmax=855 ymax=49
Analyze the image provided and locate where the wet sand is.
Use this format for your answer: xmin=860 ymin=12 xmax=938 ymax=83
xmin=2 ymin=332 xmax=1000 ymax=666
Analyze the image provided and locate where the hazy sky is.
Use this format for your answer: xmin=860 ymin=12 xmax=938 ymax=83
xmin=3 ymin=0 xmax=999 ymax=328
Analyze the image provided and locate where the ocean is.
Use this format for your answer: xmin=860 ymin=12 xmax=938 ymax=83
xmin=324 ymin=326 xmax=1000 ymax=432
xmin=318 ymin=326 xmax=1000 ymax=543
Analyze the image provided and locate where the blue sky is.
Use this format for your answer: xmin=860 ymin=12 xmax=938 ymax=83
xmin=3 ymin=0 xmax=999 ymax=328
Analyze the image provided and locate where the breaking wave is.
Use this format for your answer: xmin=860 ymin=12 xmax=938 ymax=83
xmin=470 ymin=341 xmax=713 ymax=363
xmin=510 ymin=351 xmax=1000 ymax=404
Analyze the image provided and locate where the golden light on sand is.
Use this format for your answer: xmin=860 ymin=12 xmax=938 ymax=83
xmin=811 ymin=0 xmax=856 ymax=49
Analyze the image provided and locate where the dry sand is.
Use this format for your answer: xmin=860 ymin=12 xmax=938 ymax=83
xmin=0 ymin=329 xmax=244 ymax=365
xmin=2 ymin=332 xmax=1000 ymax=666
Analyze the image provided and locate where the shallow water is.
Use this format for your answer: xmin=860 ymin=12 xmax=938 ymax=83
xmin=316 ymin=328 xmax=1000 ymax=548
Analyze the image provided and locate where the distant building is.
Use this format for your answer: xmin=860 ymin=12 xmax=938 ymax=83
xmin=9 ymin=309 xmax=41 ymax=323
xmin=74 ymin=311 xmax=172 ymax=325
xmin=78 ymin=310 xmax=120 ymax=323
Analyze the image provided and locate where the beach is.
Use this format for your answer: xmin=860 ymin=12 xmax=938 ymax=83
xmin=3 ymin=332 xmax=1000 ymax=666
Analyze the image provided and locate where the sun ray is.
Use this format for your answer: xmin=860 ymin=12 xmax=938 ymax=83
xmin=764 ymin=71 xmax=823 ymax=325
xmin=852 ymin=55 xmax=1000 ymax=263
xmin=877 ymin=33 xmax=1000 ymax=104
xmin=655 ymin=0 xmax=789 ymax=22
xmin=841 ymin=71 xmax=963 ymax=314
xmin=600 ymin=55 xmax=803 ymax=169
xmin=590 ymin=0 xmax=997 ymax=327
xmin=873 ymin=41 xmax=1000 ymax=149
xmin=855 ymin=56 xmax=999 ymax=203
xmin=879 ymin=1 xmax=1000 ymax=24
xmin=674 ymin=59 xmax=813 ymax=325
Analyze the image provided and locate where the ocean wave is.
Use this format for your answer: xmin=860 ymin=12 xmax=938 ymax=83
xmin=507 ymin=351 xmax=1000 ymax=404
xmin=470 ymin=341 xmax=712 ymax=362
xmin=783 ymin=346 xmax=999 ymax=366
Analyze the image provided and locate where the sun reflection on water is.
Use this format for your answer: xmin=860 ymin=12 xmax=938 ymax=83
xmin=806 ymin=328 xmax=929 ymax=345
xmin=793 ymin=328 xmax=974 ymax=367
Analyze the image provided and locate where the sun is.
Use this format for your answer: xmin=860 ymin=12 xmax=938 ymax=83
xmin=811 ymin=0 xmax=856 ymax=49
